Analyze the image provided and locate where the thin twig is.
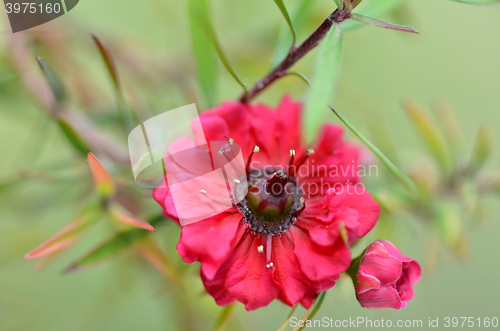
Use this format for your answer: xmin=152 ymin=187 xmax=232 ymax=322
xmin=240 ymin=6 xmax=350 ymax=103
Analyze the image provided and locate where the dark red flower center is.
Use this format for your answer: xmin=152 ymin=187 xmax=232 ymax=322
xmin=238 ymin=167 xmax=305 ymax=235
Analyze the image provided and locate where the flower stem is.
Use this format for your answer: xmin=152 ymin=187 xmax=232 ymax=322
xmin=276 ymin=307 xmax=297 ymax=331
xmin=292 ymin=291 xmax=327 ymax=331
xmin=240 ymin=7 xmax=349 ymax=103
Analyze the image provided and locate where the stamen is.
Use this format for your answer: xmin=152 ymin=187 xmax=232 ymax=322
xmin=223 ymin=136 xmax=234 ymax=146
xmin=199 ymin=190 xmax=207 ymax=194
xmin=265 ymin=234 xmax=272 ymax=264
xmin=234 ymin=179 xmax=241 ymax=184
xmin=257 ymin=245 xmax=264 ymax=254
xmin=291 ymin=148 xmax=315 ymax=177
xmin=246 ymin=145 xmax=260 ymax=179
xmin=293 ymin=197 xmax=306 ymax=218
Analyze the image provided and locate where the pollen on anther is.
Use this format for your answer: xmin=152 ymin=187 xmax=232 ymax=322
xmin=300 ymin=197 xmax=305 ymax=204
xmin=224 ymin=136 xmax=234 ymax=146
xmin=218 ymin=149 xmax=225 ymax=155
xmin=234 ymin=179 xmax=241 ymax=184
xmin=199 ymin=190 xmax=207 ymax=194
xmin=307 ymin=148 xmax=315 ymax=155
xmin=266 ymin=262 xmax=274 ymax=269
xmin=257 ymin=245 xmax=264 ymax=254
xmin=253 ymin=145 xmax=260 ymax=153
xmin=289 ymin=149 xmax=295 ymax=157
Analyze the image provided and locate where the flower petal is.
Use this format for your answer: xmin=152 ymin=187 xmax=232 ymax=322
xmin=271 ymin=235 xmax=310 ymax=306
xmin=291 ymin=226 xmax=351 ymax=281
xmin=177 ymin=210 xmax=243 ymax=279
xmin=357 ymin=286 xmax=404 ymax=309
xmin=204 ymin=233 xmax=281 ymax=311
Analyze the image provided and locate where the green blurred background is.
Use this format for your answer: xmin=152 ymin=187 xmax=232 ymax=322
xmin=0 ymin=0 xmax=499 ymax=330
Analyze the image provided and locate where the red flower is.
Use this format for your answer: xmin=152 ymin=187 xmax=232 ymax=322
xmin=351 ymin=240 xmax=422 ymax=309
xmin=154 ymin=96 xmax=380 ymax=310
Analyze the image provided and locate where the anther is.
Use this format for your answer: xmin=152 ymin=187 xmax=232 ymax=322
xmin=224 ymin=136 xmax=234 ymax=146
xmin=292 ymin=148 xmax=315 ymax=176
xmin=199 ymin=190 xmax=207 ymax=194
xmin=246 ymin=145 xmax=260 ymax=179
xmin=234 ymin=179 xmax=241 ymax=184
xmin=257 ymin=245 xmax=264 ymax=254
xmin=219 ymin=149 xmax=225 ymax=155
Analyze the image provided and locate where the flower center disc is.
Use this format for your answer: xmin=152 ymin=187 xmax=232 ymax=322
xmin=238 ymin=168 xmax=304 ymax=235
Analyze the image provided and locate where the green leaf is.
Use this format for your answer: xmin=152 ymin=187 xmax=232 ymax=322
xmin=340 ymin=0 xmax=407 ymax=32
xmin=432 ymin=100 xmax=464 ymax=161
xmin=333 ymin=0 xmax=344 ymax=8
xmin=57 ymin=116 xmax=89 ymax=155
xmin=304 ymin=24 xmax=343 ymax=140
xmin=450 ymin=0 xmax=500 ymax=3
xmin=199 ymin=7 xmax=247 ymax=93
xmin=187 ymin=0 xmax=219 ymax=108
xmin=92 ymin=35 xmax=138 ymax=130
xmin=273 ymin=0 xmax=296 ymax=46
xmin=36 ymin=57 xmax=65 ymax=104
xmin=287 ymin=71 xmax=311 ymax=87
xmin=403 ymin=100 xmax=452 ymax=174
xmin=213 ymin=303 xmax=236 ymax=331
xmin=328 ymin=104 xmax=417 ymax=193
xmin=91 ymin=35 xmax=121 ymax=93
xmin=64 ymin=214 xmax=166 ymax=273
xmin=470 ymin=124 xmax=492 ymax=173
xmin=349 ymin=13 xmax=418 ymax=34
xmin=292 ymin=291 xmax=327 ymax=331
xmin=270 ymin=0 xmax=314 ymax=68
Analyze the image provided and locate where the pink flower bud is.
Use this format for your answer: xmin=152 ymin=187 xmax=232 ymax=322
xmin=349 ymin=240 xmax=421 ymax=309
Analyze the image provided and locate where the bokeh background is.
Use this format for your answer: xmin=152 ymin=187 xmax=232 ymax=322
xmin=0 ymin=0 xmax=499 ymax=330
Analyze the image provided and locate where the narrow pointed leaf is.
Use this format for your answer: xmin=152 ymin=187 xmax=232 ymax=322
xmin=329 ymin=104 xmax=417 ymax=193
xmin=57 ymin=116 xmax=89 ymax=155
xmin=24 ymin=201 xmax=100 ymax=259
xmin=470 ymin=124 xmax=492 ymax=173
xmin=111 ymin=207 xmax=155 ymax=232
xmin=91 ymin=35 xmax=121 ymax=93
xmin=350 ymin=13 xmax=419 ymax=34
xmin=64 ymin=214 xmax=165 ymax=273
xmin=287 ymin=71 xmax=311 ymax=87
xmin=273 ymin=0 xmax=296 ymax=46
xmin=200 ymin=11 xmax=247 ymax=93
xmin=271 ymin=0 xmax=314 ymax=68
xmin=36 ymin=57 xmax=65 ymax=104
xmin=88 ymin=151 xmax=115 ymax=199
xmin=292 ymin=291 xmax=327 ymax=331
xmin=305 ymin=24 xmax=343 ymax=139
xmin=340 ymin=0 xmax=406 ymax=32
xmin=433 ymin=100 xmax=464 ymax=160
xmin=403 ymin=100 xmax=452 ymax=174
xmin=188 ymin=0 xmax=218 ymax=107
xmin=213 ymin=303 xmax=236 ymax=331
xmin=137 ymin=237 xmax=184 ymax=288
